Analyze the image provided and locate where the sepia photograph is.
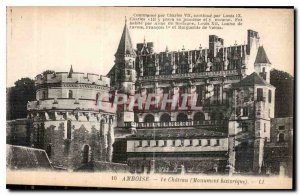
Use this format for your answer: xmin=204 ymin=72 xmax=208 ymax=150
xmin=5 ymin=6 xmax=294 ymax=189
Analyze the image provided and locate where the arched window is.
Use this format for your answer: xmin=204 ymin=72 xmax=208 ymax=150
xmin=46 ymin=144 xmax=52 ymax=157
xmin=67 ymin=120 xmax=71 ymax=139
xmin=82 ymin=145 xmax=90 ymax=164
xmin=144 ymin=114 xmax=155 ymax=123
xmin=160 ymin=113 xmax=171 ymax=122
xmin=194 ymin=112 xmax=205 ymax=122
xmin=68 ymin=90 xmax=73 ymax=99
xmin=278 ymin=133 xmax=285 ymax=143
xmin=177 ymin=113 xmax=188 ymax=122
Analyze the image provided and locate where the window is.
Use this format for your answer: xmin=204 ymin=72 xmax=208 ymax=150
xmin=42 ymin=91 xmax=47 ymax=99
xmin=68 ymin=90 xmax=73 ymax=99
xmin=146 ymin=140 xmax=151 ymax=147
xmin=95 ymin=93 xmax=99 ymax=105
xmin=278 ymin=133 xmax=285 ymax=143
xmin=189 ymin=139 xmax=193 ymax=146
xmin=213 ymin=85 xmax=220 ymax=104
xmin=242 ymin=123 xmax=248 ymax=132
xmin=163 ymin=140 xmax=167 ymax=147
xmin=134 ymin=114 xmax=139 ymax=123
xmin=172 ymin=140 xmax=176 ymax=146
xmin=268 ymin=90 xmax=272 ymax=103
xmin=198 ymin=140 xmax=202 ymax=146
xmin=160 ymin=113 xmax=171 ymax=123
xmin=137 ymin=140 xmax=142 ymax=147
xmin=195 ymin=85 xmax=204 ymax=106
xmin=264 ymin=123 xmax=267 ymax=133
xmin=242 ymin=107 xmax=249 ymax=117
xmin=155 ymin=140 xmax=159 ymax=147
xmin=180 ymin=139 xmax=184 ymax=147
xmin=100 ymin=120 xmax=105 ymax=136
xmin=127 ymin=70 xmax=131 ymax=75
xmin=177 ymin=113 xmax=188 ymax=122
xmin=67 ymin=120 xmax=72 ymax=139
xmin=82 ymin=145 xmax=90 ymax=164
xmin=194 ymin=112 xmax=205 ymax=123
xmin=257 ymin=88 xmax=263 ymax=101
xmin=179 ymin=86 xmax=188 ymax=94
xmin=207 ymin=140 xmax=211 ymax=146
xmin=279 ymin=125 xmax=285 ymax=130
xmin=215 ymin=139 xmax=220 ymax=146
xmin=144 ymin=114 xmax=155 ymax=123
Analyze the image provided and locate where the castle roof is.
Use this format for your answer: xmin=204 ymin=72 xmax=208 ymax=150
xmin=115 ymin=19 xmax=136 ymax=56
xmin=255 ymin=46 xmax=271 ymax=64
xmin=232 ymin=72 xmax=269 ymax=87
xmin=6 ymin=144 xmax=53 ymax=170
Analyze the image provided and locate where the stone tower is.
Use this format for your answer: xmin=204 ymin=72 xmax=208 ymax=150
xmin=254 ymin=46 xmax=272 ymax=83
xmin=228 ymin=47 xmax=275 ymax=174
xmin=26 ymin=68 xmax=115 ymax=170
xmin=113 ymin=18 xmax=137 ymax=132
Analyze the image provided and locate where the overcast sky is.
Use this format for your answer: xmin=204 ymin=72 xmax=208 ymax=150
xmin=7 ymin=7 xmax=294 ymax=87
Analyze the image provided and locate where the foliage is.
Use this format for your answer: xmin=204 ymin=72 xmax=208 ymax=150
xmin=7 ymin=77 xmax=36 ymax=120
xmin=270 ymin=69 xmax=294 ymax=117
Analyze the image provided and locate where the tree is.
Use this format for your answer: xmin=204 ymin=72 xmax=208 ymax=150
xmin=7 ymin=78 xmax=36 ymax=120
xmin=270 ymin=69 xmax=294 ymax=117
xmin=42 ymin=70 xmax=55 ymax=76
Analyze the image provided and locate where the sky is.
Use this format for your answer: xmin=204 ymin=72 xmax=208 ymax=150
xmin=6 ymin=7 xmax=294 ymax=87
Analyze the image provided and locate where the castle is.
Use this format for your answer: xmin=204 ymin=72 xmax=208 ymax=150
xmin=8 ymin=19 xmax=290 ymax=175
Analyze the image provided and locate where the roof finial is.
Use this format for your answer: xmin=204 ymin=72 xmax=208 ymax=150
xmin=165 ymin=46 xmax=169 ymax=52
xmin=143 ymin=36 xmax=146 ymax=44
xmin=125 ymin=16 xmax=127 ymax=24
xmin=182 ymin=45 xmax=185 ymax=51
xmin=199 ymin=44 xmax=202 ymax=50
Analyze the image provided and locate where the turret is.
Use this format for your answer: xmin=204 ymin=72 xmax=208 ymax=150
xmin=254 ymin=46 xmax=271 ymax=83
xmin=114 ymin=18 xmax=137 ymax=95
xmin=114 ymin=18 xmax=137 ymax=130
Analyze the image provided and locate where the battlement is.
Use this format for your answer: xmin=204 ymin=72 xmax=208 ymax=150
xmin=35 ymin=71 xmax=110 ymax=87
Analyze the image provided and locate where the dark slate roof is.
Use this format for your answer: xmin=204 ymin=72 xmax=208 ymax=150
xmin=232 ymin=72 xmax=268 ymax=87
xmin=6 ymin=145 xmax=53 ymax=170
xmin=130 ymin=128 xmax=227 ymax=139
xmin=115 ymin=22 xmax=136 ymax=56
xmin=106 ymin=65 xmax=115 ymax=77
xmin=255 ymin=46 xmax=271 ymax=64
xmin=68 ymin=65 xmax=74 ymax=78
xmin=75 ymin=161 xmax=129 ymax=173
